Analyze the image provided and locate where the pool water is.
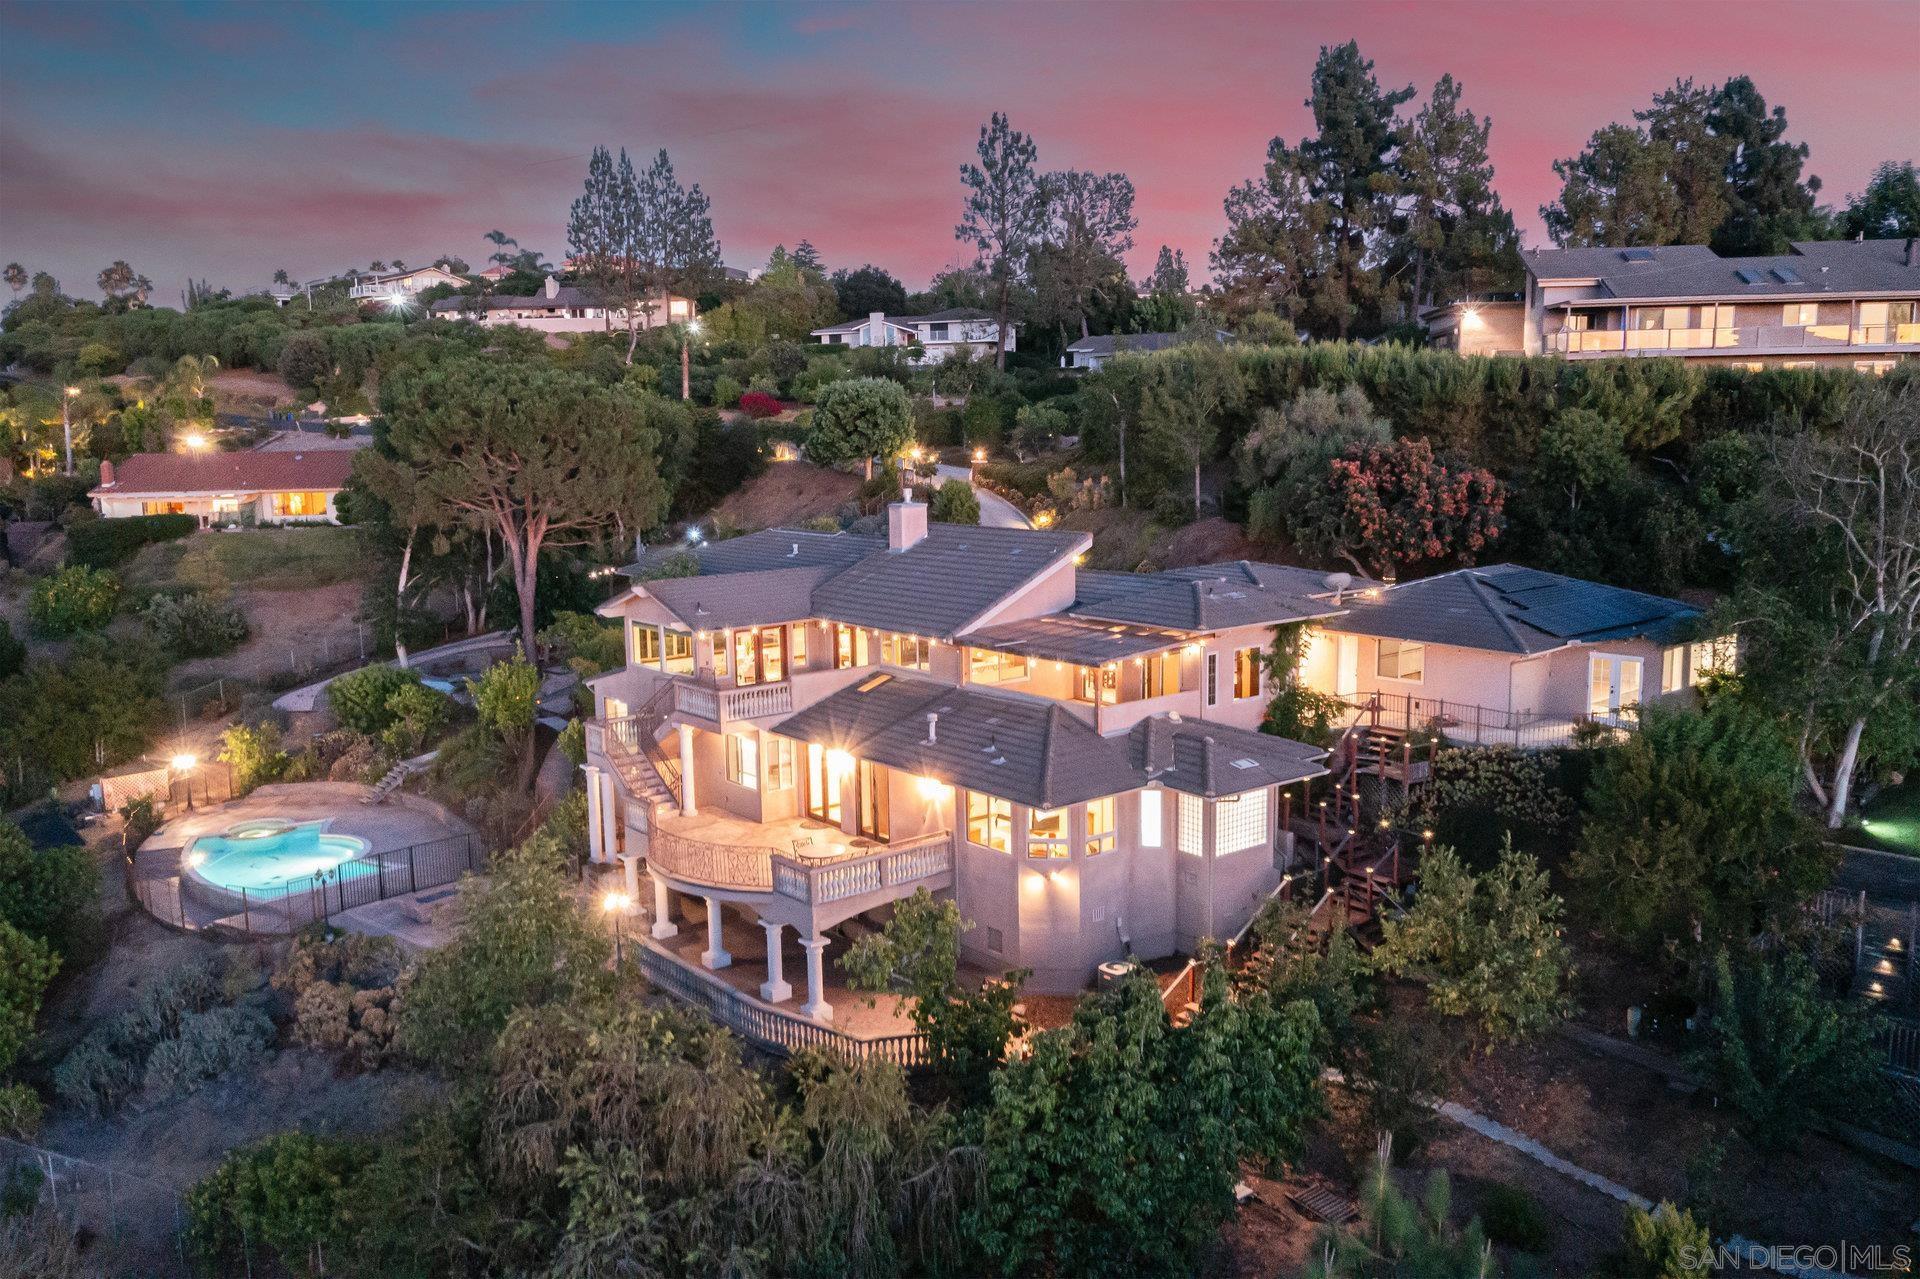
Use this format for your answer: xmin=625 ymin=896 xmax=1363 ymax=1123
xmin=186 ymin=820 xmax=369 ymax=892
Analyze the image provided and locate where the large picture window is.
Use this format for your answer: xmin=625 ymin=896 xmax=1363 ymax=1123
xmin=765 ymin=738 xmax=795 ymax=791
xmin=1027 ymin=807 xmax=1068 ymax=859
xmin=663 ymin=630 xmax=695 ymax=674
xmin=1214 ymin=790 xmax=1268 ymax=854
xmin=833 ymin=624 xmax=870 ymax=670
xmin=882 ymin=633 xmax=931 ymax=671
xmin=969 ymin=649 xmax=1029 ymax=685
xmin=270 ymin=491 xmax=329 ymax=517
xmin=726 ymin=734 xmax=758 ymax=791
xmin=1084 ymin=797 xmax=1115 ymax=856
xmin=967 ymin=792 xmax=1011 ymax=853
xmin=1376 ymin=638 xmax=1425 ymax=682
xmin=632 ymin=625 xmax=662 ymax=668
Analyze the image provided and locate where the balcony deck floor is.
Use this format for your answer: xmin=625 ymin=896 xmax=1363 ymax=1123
xmin=653 ymin=808 xmax=884 ymax=862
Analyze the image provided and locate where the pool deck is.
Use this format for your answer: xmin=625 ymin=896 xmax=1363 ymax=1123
xmin=134 ymin=782 xmax=476 ymax=934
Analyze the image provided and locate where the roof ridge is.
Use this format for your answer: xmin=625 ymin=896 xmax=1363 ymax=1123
xmin=1461 ymin=570 xmax=1532 ymax=653
xmin=1037 ymin=704 xmax=1063 ymax=809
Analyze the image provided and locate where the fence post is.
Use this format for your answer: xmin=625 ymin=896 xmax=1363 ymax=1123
xmin=241 ymin=887 xmax=250 ymax=933
xmin=409 ymin=845 xmax=418 ymax=894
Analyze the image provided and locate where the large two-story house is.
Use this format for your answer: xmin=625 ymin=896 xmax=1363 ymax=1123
xmin=810 ymin=309 xmax=1014 ymax=365
xmin=581 ymin=496 xmax=1728 ymax=1020
xmin=429 ymin=274 xmax=695 ymax=334
xmin=1427 ymin=237 xmax=1919 ymax=371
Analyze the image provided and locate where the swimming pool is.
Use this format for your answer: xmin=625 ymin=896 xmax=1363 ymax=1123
xmin=185 ymin=820 xmax=370 ymax=893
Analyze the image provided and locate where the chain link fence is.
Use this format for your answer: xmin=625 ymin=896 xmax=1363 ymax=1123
xmin=0 ymin=1135 xmax=188 ymax=1273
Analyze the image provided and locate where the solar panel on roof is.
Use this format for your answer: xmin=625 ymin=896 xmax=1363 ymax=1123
xmin=1622 ymin=248 xmax=1657 ymax=262
xmin=1735 ymin=268 xmax=1765 ymax=284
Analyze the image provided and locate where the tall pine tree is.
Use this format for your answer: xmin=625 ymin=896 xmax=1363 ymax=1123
xmin=957 ymin=113 xmax=1046 ymax=370
xmin=1395 ymin=73 xmax=1520 ymax=309
xmin=1708 ymin=76 xmax=1824 ymax=254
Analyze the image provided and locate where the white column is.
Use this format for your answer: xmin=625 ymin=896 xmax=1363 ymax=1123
xmin=759 ymin=919 xmax=792 ymax=1003
xmin=583 ymin=765 xmax=606 ymax=862
xmin=800 ymin=933 xmax=833 ymax=1023
xmin=650 ymin=871 xmax=678 ymax=939
xmin=619 ymin=852 xmax=641 ymax=898
xmin=597 ymin=768 xmax=619 ymax=856
xmin=678 ymin=723 xmax=697 ymax=816
xmin=701 ymin=895 xmax=732 ymax=969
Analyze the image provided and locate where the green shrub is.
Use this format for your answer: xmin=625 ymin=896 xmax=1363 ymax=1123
xmin=140 ymin=1006 xmax=274 ymax=1100
xmin=119 ymin=795 xmax=160 ymax=849
xmin=472 ymin=645 xmax=540 ymax=741
xmin=557 ymin=718 xmax=585 ymax=767
xmin=27 ymin=565 xmax=121 ymax=636
xmin=0 ymin=1081 xmax=43 ymax=1140
xmin=378 ymin=681 xmax=452 ymax=756
xmin=538 ymin=611 xmax=624 ymax=675
xmin=140 ymin=590 xmax=250 ymax=657
xmin=326 ymin=663 xmax=422 ymax=735
xmin=0 ymin=921 xmax=58 ymax=1077
xmin=51 ymin=1030 xmax=143 ymax=1117
xmin=712 ymin=373 xmax=743 ymax=407
xmin=0 ymin=636 xmax=167 ymax=799
xmin=218 ymin=722 xmax=290 ymax=796
xmin=928 ymin=479 xmax=981 ymax=525
xmin=187 ymin=1132 xmax=362 ymax=1277
xmin=1479 ymin=1182 xmax=1552 ymax=1252
xmin=0 ymin=822 xmax=99 ymax=959
xmin=1621 ymin=1202 xmax=1712 ymax=1279
xmin=64 ymin=513 xmax=197 ymax=570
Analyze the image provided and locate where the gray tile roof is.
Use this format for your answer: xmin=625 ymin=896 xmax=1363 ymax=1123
xmin=809 ymin=524 xmax=1089 ymax=639
xmin=641 ymin=566 xmax=838 ymax=631
xmin=1068 ymin=561 xmax=1350 ymax=631
xmin=1126 ymin=715 xmax=1328 ymax=798
xmin=772 ymin=674 xmax=1142 ymax=808
xmin=1325 ymin=564 xmax=1699 ymax=654
xmin=962 ymin=614 xmax=1189 ymax=666
xmin=624 ymin=528 xmax=883 ymax=577
xmin=1526 ymin=238 xmax=1920 ymax=302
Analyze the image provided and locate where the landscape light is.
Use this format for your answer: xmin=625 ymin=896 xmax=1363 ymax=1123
xmin=971 ymin=447 xmax=987 ymax=464
xmin=602 ymin=891 xmax=631 ymax=914
xmin=65 ymin=385 xmax=80 ymax=398
xmin=183 ymin=432 xmax=209 ymax=450
xmin=170 ymin=753 xmax=197 ymax=772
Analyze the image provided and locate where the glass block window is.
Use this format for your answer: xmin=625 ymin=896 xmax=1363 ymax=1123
xmin=1177 ymin=792 xmax=1204 ymax=856
xmin=1215 ymin=789 xmax=1268 ymax=854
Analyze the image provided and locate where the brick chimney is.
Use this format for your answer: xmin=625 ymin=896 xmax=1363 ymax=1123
xmin=99 ymin=459 xmax=115 ymax=487
xmin=888 ymin=490 xmax=928 ymax=551
xmin=869 ymin=310 xmax=887 ymax=345
xmin=543 ymin=274 xmax=560 ymax=300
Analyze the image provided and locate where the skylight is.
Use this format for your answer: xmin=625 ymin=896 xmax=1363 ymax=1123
xmin=1735 ymin=268 xmax=1766 ymax=284
xmin=1622 ymin=248 xmax=1657 ymax=263
xmin=856 ymin=674 xmax=892 ymax=693
xmin=1230 ymin=758 xmax=1260 ymax=770
xmin=1771 ymin=267 xmax=1803 ymax=284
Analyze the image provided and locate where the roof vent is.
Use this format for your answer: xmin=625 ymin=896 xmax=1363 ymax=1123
xmin=925 ymin=712 xmax=938 ymax=744
xmin=1231 ymin=758 xmax=1260 ymax=770
xmin=788 ymin=542 xmax=799 ymax=557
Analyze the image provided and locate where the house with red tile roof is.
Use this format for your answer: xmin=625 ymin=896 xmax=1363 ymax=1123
xmin=89 ymin=449 xmax=356 ymax=525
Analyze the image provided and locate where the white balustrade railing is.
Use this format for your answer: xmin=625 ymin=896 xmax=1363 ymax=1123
xmin=1551 ymin=321 xmax=1920 ymax=356
xmin=718 ymin=681 xmax=794 ymax=721
xmin=652 ymin=827 xmax=953 ymax=906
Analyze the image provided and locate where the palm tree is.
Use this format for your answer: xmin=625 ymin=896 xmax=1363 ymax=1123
xmin=272 ymin=268 xmax=291 ymax=286
xmin=2 ymin=263 xmax=25 ymax=293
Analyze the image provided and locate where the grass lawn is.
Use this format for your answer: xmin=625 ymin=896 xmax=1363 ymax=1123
xmin=124 ymin=525 xmax=369 ymax=592
xmin=1849 ymin=777 xmax=1920 ymax=855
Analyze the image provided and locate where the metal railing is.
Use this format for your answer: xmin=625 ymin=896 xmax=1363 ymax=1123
xmin=634 ymin=944 xmax=929 ymax=1067
xmin=1335 ymin=692 xmax=1628 ymax=750
xmin=129 ymin=832 xmax=485 ymax=935
xmin=1550 ymin=322 xmax=1920 ymax=356
xmin=648 ymin=828 xmax=779 ymax=891
xmin=1 ymin=1136 xmax=187 ymax=1271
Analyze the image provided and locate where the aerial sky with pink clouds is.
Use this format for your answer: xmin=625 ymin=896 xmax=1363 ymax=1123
xmin=1 ymin=0 xmax=1915 ymax=304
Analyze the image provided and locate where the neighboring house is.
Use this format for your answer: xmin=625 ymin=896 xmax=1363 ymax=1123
xmin=89 ymin=450 xmax=354 ymax=525
xmin=810 ymin=309 xmax=1014 ymax=365
xmin=1468 ymin=238 xmax=1919 ymax=370
xmin=1061 ymin=330 xmax=1231 ymax=371
xmin=582 ymin=497 xmax=1718 ymax=1011
xmin=1419 ymin=298 xmax=1527 ymax=357
xmin=429 ymin=274 xmax=694 ymax=334
xmin=475 ymin=265 xmax=513 ymax=283
xmin=347 ymin=263 xmax=466 ymax=302
xmin=1309 ymin=564 xmax=1731 ymax=743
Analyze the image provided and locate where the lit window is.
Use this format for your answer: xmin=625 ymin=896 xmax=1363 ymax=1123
xmin=1084 ymin=797 xmax=1115 ymax=856
xmin=1376 ymin=639 xmax=1425 ymax=682
xmin=789 ymin=625 xmax=808 ymax=666
xmin=967 ymin=792 xmax=1012 ymax=853
xmin=1662 ymin=645 xmax=1686 ymax=693
xmin=142 ymin=500 xmax=188 ymax=515
xmin=1214 ymin=790 xmax=1268 ymax=854
xmin=632 ymin=625 xmax=662 ymax=668
xmin=765 ymin=738 xmax=795 ymax=791
xmin=1177 ymin=793 xmax=1203 ymax=856
xmin=1690 ymin=636 xmax=1737 ymax=681
xmin=969 ymin=649 xmax=1029 ymax=684
xmin=1027 ymin=807 xmax=1068 ymax=859
xmin=883 ymin=633 xmax=931 ymax=671
xmin=1233 ymin=646 xmax=1262 ymax=699
xmin=726 ymin=734 xmax=758 ymax=791
xmin=1783 ymin=302 xmax=1818 ymax=327
xmin=1205 ymin=653 xmax=1219 ymax=707
xmin=834 ymin=624 xmax=870 ymax=670
xmin=663 ymin=630 xmax=695 ymax=674
xmin=1143 ymin=651 xmax=1180 ymax=698
xmin=270 ymin=490 xmax=329 ymax=517
xmin=1139 ymin=790 xmax=1162 ymax=848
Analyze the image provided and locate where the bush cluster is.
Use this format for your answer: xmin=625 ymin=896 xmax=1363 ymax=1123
xmin=64 ymin=513 xmax=197 ymax=569
xmin=54 ymin=964 xmax=270 ymax=1114
xmin=140 ymin=590 xmax=250 ymax=657
xmin=27 ymin=565 xmax=121 ymax=636
xmin=273 ymin=932 xmax=409 ymax=1068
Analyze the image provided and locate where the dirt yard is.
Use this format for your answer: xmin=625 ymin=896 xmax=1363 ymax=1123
xmin=710 ymin=460 xmax=861 ymax=529
xmin=1065 ymin=508 xmax=1272 ymax=572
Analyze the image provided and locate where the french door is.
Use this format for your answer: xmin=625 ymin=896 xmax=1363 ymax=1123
xmin=858 ymin=760 xmax=890 ymax=841
xmin=804 ymin=743 xmax=841 ymax=823
xmin=1587 ymin=654 xmax=1643 ymax=724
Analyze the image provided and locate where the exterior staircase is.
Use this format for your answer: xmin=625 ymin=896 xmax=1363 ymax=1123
xmin=362 ymin=750 xmax=438 ymax=805
xmin=602 ymin=680 xmax=684 ymax=819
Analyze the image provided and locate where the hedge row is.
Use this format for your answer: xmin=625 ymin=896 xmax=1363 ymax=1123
xmin=66 ymin=513 xmax=198 ymax=568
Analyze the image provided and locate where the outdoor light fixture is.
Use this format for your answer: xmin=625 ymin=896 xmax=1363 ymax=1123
xmin=1461 ymin=306 xmax=1483 ymax=329
xmin=170 ymin=753 xmax=197 ymax=772
xmin=602 ymin=890 xmax=631 ymax=914
xmin=183 ymin=432 xmax=209 ymax=450
xmin=972 ymin=447 xmax=987 ymax=463
xmin=185 ymin=849 xmax=206 ymax=868
xmin=915 ymin=775 xmax=949 ymax=801
xmin=826 ymin=748 xmax=855 ymax=778
xmin=65 ymin=386 xmax=80 ymax=399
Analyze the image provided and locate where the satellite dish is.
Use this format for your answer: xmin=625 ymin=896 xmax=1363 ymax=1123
xmin=1323 ymin=572 xmax=1352 ymax=592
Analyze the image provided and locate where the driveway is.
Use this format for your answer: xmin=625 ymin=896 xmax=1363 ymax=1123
xmin=932 ymin=463 xmax=1030 ymax=529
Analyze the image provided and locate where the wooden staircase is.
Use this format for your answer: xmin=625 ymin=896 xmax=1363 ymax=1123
xmin=603 ymin=680 xmax=683 ymax=815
